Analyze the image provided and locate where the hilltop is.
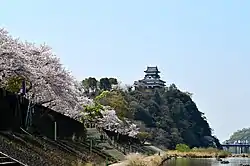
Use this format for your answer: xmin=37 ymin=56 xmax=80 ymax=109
xmin=82 ymin=76 xmax=222 ymax=149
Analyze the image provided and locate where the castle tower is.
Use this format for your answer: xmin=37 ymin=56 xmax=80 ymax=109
xmin=134 ymin=66 xmax=166 ymax=89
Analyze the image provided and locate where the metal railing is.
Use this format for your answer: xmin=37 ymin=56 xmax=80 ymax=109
xmin=0 ymin=151 xmax=28 ymax=166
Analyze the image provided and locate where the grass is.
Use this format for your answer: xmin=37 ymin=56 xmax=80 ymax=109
xmin=166 ymin=147 xmax=231 ymax=158
xmin=125 ymin=153 xmax=163 ymax=166
xmin=118 ymin=148 xmax=230 ymax=166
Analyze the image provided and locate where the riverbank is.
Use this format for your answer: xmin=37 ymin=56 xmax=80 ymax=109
xmin=230 ymin=153 xmax=250 ymax=158
xmin=111 ymin=157 xmax=250 ymax=166
xmin=109 ymin=153 xmax=165 ymax=166
xmin=109 ymin=147 xmax=250 ymax=166
xmin=165 ymin=149 xmax=230 ymax=158
xmin=165 ymin=150 xmax=250 ymax=158
xmin=109 ymin=151 xmax=250 ymax=166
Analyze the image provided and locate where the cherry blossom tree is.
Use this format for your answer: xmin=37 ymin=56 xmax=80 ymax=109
xmin=0 ymin=28 xmax=139 ymax=136
xmin=0 ymin=28 xmax=91 ymax=118
xmin=96 ymin=107 xmax=139 ymax=137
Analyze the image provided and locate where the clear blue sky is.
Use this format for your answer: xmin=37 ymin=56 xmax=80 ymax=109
xmin=1 ymin=0 xmax=250 ymax=141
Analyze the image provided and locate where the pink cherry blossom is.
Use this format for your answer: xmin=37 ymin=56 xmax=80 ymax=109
xmin=0 ymin=28 xmax=139 ymax=136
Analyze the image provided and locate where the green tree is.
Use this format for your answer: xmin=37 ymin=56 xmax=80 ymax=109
xmin=88 ymin=77 xmax=98 ymax=91
xmin=82 ymin=77 xmax=220 ymax=149
xmin=82 ymin=102 xmax=103 ymax=122
xmin=108 ymin=78 xmax=118 ymax=85
xmin=99 ymin=77 xmax=111 ymax=91
xmin=125 ymin=85 xmax=217 ymax=149
xmin=82 ymin=78 xmax=90 ymax=94
xmin=137 ymin=132 xmax=151 ymax=144
xmin=175 ymin=144 xmax=191 ymax=152
xmin=82 ymin=77 xmax=98 ymax=95
xmin=95 ymin=90 xmax=131 ymax=118
xmin=226 ymin=128 xmax=250 ymax=144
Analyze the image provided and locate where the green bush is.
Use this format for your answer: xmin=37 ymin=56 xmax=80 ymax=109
xmin=217 ymin=151 xmax=231 ymax=158
xmin=137 ymin=132 xmax=151 ymax=144
xmin=175 ymin=144 xmax=191 ymax=152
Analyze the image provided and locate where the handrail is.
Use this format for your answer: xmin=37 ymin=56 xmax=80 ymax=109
xmin=0 ymin=151 xmax=28 ymax=166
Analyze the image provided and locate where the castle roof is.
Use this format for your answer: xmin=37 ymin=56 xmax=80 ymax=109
xmin=144 ymin=66 xmax=160 ymax=73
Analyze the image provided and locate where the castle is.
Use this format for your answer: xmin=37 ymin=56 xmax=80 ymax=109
xmin=134 ymin=66 xmax=166 ymax=89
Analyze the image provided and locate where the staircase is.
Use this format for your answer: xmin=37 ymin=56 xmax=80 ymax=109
xmin=85 ymin=127 xmax=161 ymax=159
xmin=0 ymin=152 xmax=26 ymax=166
xmin=86 ymin=127 xmax=126 ymax=161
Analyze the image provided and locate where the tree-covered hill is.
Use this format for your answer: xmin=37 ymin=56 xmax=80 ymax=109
xmin=226 ymin=128 xmax=250 ymax=143
xmin=82 ymin=77 xmax=221 ymax=149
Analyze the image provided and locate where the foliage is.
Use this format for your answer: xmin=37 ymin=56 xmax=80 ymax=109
xmin=1 ymin=26 xmax=219 ymax=150
xmin=0 ymin=28 xmax=92 ymax=118
xmin=175 ymin=144 xmax=191 ymax=152
xmin=81 ymin=77 xmax=118 ymax=97
xmin=94 ymin=90 xmax=110 ymax=101
xmin=217 ymin=150 xmax=231 ymax=158
xmin=99 ymin=78 xmax=111 ymax=91
xmin=0 ymin=27 xmax=138 ymax=140
xmin=126 ymin=84 xmax=219 ymax=149
xmin=82 ymin=77 xmax=98 ymax=94
xmin=83 ymin=91 xmax=140 ymax=137
xmin=95 ymin=90 xmax=131 ymax=118
xmin=96 ymin=108 xmax=140 ymax=137
xmin=82 ymin=103 xmax=103 ymax=121
xmin=5 ymin=76 xmax=24 ymax=93
xmin=97 ymin=77 xmax=118 ymax=91
xmin=226 ymin=128 xmax=250 ymax=143
xmin=108 ymin=78 xmax=118 ymax=85
xmin=83 ymin=77 xmax=221 ymax=149
xmin=137 ymin=132 xmax=151 ymax=144
xmin=0 ymin=28 xmax=220 ymax=150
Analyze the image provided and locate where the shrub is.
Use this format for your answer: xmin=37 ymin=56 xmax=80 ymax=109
xmin=175 ymin=144 xmax=190 ymax=152
xmin=136 ymin=132 xmax=151 ymax=144
xmin=217 ymin=151 xmax=231 ymax=158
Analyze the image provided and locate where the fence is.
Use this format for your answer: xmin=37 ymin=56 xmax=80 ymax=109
xmin=0 ymin=88 xmax=86 ymax=140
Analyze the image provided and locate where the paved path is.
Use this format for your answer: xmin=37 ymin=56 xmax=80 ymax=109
xmin=147 ymin=145 xmax=165 ymax=154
